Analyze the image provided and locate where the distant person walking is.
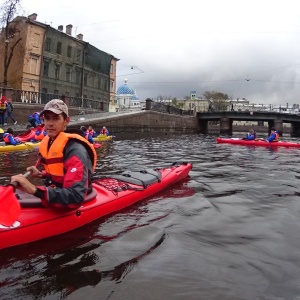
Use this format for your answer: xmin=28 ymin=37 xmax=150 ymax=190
xmin=5 ymin=98 xmax=17 ymax=125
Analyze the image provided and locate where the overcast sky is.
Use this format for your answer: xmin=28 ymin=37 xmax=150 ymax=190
xmin=19 ymin=0 xmax=300 ymax=105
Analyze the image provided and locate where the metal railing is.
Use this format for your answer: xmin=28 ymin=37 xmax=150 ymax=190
xmin=0 ymin=88 xmax=108 ymax=111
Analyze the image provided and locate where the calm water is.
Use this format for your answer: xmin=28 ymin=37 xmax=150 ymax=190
xmin=1 ymin=133 xmax=300 ymax=300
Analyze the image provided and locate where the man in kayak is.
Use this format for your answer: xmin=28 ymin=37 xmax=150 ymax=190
xmin=2 ymin=128 xmax=21 ymax=145
xmin=266 ymin=127 xmax=279 ymax=142
xmin=10 ymin=99 xmax=97 ymax=208
xmin=100 ymin=126 xmax=109 ymax=135
xmin=243 ymin=129 xmax=256 ymax=140
xmin=88 ymin=125 xmax=97 ymax=137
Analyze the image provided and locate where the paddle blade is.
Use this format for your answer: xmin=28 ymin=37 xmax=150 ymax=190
xmin=0 ymin=185 xmax=21 ymax=227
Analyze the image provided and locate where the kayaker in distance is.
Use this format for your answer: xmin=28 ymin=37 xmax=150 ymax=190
xmin=10 ymin=99 xmax=97 ymax=208
xmin=100 ymin=126 xmax=109 ymax=135
xmin=242 ymin=129 xmax=256 ymax=140
xmin=2 ymin=128 xmax=21 ymax=145
xmin=88 ymin=125 xmax=97 ymax=137
xmin=266 ymin=127 xmax=279 ymax=142
xmin=27 ymin=111 xmax=42 ymax=128
xmin=80 ymin=126 xmax=95 ymax=144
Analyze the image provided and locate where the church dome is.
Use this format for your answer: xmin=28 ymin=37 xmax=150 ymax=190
xmin=117 ymin=78 xmax=135 ymax=95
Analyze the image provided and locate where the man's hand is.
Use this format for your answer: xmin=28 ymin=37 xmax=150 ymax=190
xmin=26 ymin=166 xmax=43 ymax=178
xmin=10 ymin=174 xmax=37 ymax=195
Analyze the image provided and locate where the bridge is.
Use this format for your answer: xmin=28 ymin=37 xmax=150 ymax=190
xmin=197 ymin=111 xmax=300 ymax=136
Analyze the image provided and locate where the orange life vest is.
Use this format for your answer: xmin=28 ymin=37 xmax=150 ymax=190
xmin=273 ymin=132 xmax=279 ymax=142
xmin=3 ymin=133 xmax=11 ymax=143
xmin=39 ymin=132 xmax=97 ymax=185
xmin=0 ymin=100 xmax=7 ymax=111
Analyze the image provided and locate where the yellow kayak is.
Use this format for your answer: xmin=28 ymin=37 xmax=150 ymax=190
xmin=93 ymin=135 xmax=113 ymax=142
xmin=0 ymin=142 xmax=40 ymax=153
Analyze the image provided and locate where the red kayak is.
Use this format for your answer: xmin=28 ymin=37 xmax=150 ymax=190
xmin=0 ymin=162 xmax=192 ymax=250
xmin=216 ymin=137 xmax=300 ymax=148
xmin=16 ymin=128 xmax=37 ymax=142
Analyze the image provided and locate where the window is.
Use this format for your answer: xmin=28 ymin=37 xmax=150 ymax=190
xmin=54 ymin=90 xmax=59 ymax=96
xmin=91 ymin=75 xmax=95 ymax=87
xmin=33 ymin=33 xmax=40 ymax=48
xmin=84 ymin=73 xmax=87 ymax=86
xmin=75 ymin=70 xmax=81 ymax=84
xmin=110 ymin=63 xmax=113 ymax=74
xmin=66 ymin=66 xmax=71 ymax=82
xmin=43 ymin=61 xmax=49 ymax=76
xmin=75 ymin=49 xmax=81 ymax=63
xmin=97 ymin=77 xmax=102 ymax=89
xmin=110 ymin=80 xmax=114 ymax=91
xmin=55 ymin=64 xmax=60 ymax=79
xmin=45 ymin=37 xmax=51 ymax=52
xmin=67 ymin=45 xmax=72 ymax=58
xmin=30 ymin=57 xmax=38 ymax=75
xmin=104 ymin=79 xmax=108 ymax=91
xmin=56 ymin=42 xmax=62 ymax=54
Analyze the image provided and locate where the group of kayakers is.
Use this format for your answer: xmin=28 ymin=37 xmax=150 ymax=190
xmin=80 ymin=125 xmax=109 ymax=144
xmin=1 ymin=109 xmax=110 ymax=145
xmin=1 ymin=124 xmax=48 ymax=145
xmin=243 ymin=127 xmax=279 ymax=142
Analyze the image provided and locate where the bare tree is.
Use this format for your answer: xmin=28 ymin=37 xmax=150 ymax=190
xmin=203 ymin=90 xmax=229 ymax=111
xmin=0 ymin=0 xmax=22 ymax=90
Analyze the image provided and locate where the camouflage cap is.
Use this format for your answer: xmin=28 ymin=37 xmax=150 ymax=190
xmin=40 ymin=99 xmax=68 ymax=116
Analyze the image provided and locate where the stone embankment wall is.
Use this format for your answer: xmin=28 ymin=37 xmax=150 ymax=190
xmin=9 ymin=104 xmax=200 ymax=134
xmin=68 ymin=111 xmax=200 ymax=133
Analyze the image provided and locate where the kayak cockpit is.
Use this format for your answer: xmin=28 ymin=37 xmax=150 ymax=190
xmin=17 ymin=188 xmax=98 ymax=208
xmin=16 ymin=169 xmax=162 ymax=208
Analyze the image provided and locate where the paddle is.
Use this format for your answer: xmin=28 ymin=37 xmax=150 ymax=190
xmin=0 ymin=171 xmax=31 ymax=227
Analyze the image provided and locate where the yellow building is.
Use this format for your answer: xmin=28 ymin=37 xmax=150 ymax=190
xmin=0 ymin=13 xmax=47 ymax=92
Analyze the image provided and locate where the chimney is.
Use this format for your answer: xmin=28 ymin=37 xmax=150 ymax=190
xmin=58 ymin=25 xmax=63 ymax=31
xmin=76 ymin=33 xmax=83 ymax=41
xmin=28 ymin=13 xmax=37 ymax=21
xmin=66 ymin=24 xmax=73 ymax=35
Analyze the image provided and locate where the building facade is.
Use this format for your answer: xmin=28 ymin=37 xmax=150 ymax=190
xmin=0 ymin=13 xmax=119 ymax=111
